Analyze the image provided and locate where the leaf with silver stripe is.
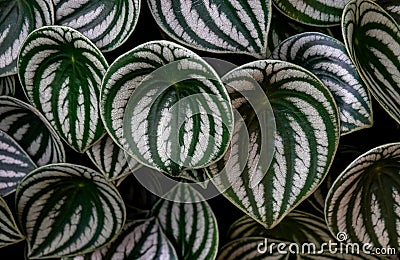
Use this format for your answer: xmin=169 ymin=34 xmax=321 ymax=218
xmin=325 ymin=142 xmax=400 ymax=251
xmin=151 ymin=184 xmax=219 ymax=259
xmin=15 ymin=163 xmax=126 ymax=258
xmin=208 ymin=60 xmax=340 ymax=229
xmin=272 ymin=0 xmax=348 ymax=26
xmin=0 ymin=129 xmax=36 ymax=196
xmin=374 ymin=0 xmax=400 ymax=23
xmin=228 ymin=210 xmax=333 ymax=246
xmin=342 ymin=0 xmax=400 ymax=124
xmin=0 ymin=0 xmax=53 ymax=76
xmin=0 ymin=96 xmax=65 ymax=166
xmin=86 ymin=134 xmax=141 ymax=181
xmin=147 ymin=0 xmax=272 ymax=58
xmin=0 ymin=75 xmax=15 ymax=96
xmin=101 ymin=40 xmax=233 ymax=177
xmin=266 ymin=11 xmax=308 ymax=56
xmin=18 ymin=25 xmax=108 ymax=153
xmin=66 ymin=218 xmax=178 ymax=260
xmin=54 ymin=0 xmax=140 ymax=52
xmin=0 ymin=196 xmax=24 ymax=247
xmin=180 ymin=169 xmax=210 ymax=189
xmin=271 ymin=32 xmax=373 ymax=135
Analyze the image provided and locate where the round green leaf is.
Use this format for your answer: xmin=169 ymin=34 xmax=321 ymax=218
xmin=101 ymin=40 xmax=233 ymax=176
xmin=0 ymin=196 xmax=24 ymax=247
xmin=18 ymin=25 xmax=108 ymax=153
xmin=68 ymin=218 xmax=178 ymax=260
xmin=151 ymin=184 xmax=219 ymax=259
xmin=272 ymin=0 xmax=348 ymax=26
xmin=342 ymin=0 xmax=400 ymax=124
xmin=0 ymin=129 xmax=36 ymax=196
xmin=208 ymin=60 xmax=340 ymax=229
xmin=271 ymin=32 xmax=373 ymax=135
xmin=0 ymin=96 xmax=65 ymax=166
xmin=0 ymin=75 xmax=15 ymax=96
xmin=0 ymin=0 xmax=54 ymax=76
xmin=147 ymin=0 xmax=272 ymax=58
xmin=86 ymin=134 xmax=141 ymax=181
xmin=326 ymin=142 xmax=400 ymax=251
xmin=54 ymin=0 xmax=140 ymax=52
xmin=16 ymin=163 xmax=126 ymax=258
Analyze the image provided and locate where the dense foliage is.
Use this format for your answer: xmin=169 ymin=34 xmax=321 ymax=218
xmin=0 ymin=0 xmax=399 ymax=259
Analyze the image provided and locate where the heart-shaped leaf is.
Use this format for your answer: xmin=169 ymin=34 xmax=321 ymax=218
xmin=18 ymin=25 xmax=108 ymax=153
xmin=54 ymin=0 xmax=140 ymax=52
xmin=208 ymin=60 xmax=340 ymax=228
xmin=0 ymin=96 xmax=65 ymax=166
xmin=0 ymin=75 xmax=15 ymax=96
xmin=151 ymin=184 xmax=219 ymax=259
xmin=271 ymin=32 xmax=373 ymax=135
xmin=101 ymin=40 xmax=233 ymax=176
xmin=0 ymin=196 xmax=24 ymax=247
xmin=325 ymin=142 xmax=400 ymax=251
xmin=16 ymin=163 xmax=126 ymax=258
xmin=147 ymin=0 xmax=272 ymax=58
xmin=342 ymin=0 xmax=400 ymax=124
xmin=272 ymin=0 xmax=348 ymax=26
xmin=0 ymin=129 xmax=36 ymax=196
xmin=86 ymin=134 xmax=141 ymax=181
xmin=0 ymin=0 xmax=54 ymax=76
xmin=228 ymin=210 xmax=333 ymax=246
xmin=68 ymin=218 xmax=178 ymax=260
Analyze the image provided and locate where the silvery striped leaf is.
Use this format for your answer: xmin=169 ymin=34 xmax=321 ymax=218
xmin=101 ymin=40 xmax=233 ymax=177
xmin=0 ymin=196 xmax=24 ymax=247
xmin=147 ymin=0 xmax=272 ymax=58
xmin=271 ymin=32 xmax=373 ymax=135
xmin=86 ymin=134 xmax=141 ymax=181
xmin=15 ymin=163 xmax=126 ymax=258
xmin=0 ymin=129 xmax=36 ymax=196
xmin=106 ymin=218 xmax=177 ymax=259
xmin=67 ymin=218 xmax=178 ymax=260
xmin=266 ymin=11 xmax=308 ymax=56
xmin=0 ymin=75 xmax=15 ymax=96
xmin=272 ymin=0 xmax=348 ymax=26
xmin=0 ymin=96 xmax=65 ymax=166
xmin=307 ymin=144 xmax=362 ymax=214
xmin=180 ymin=169 xmax=210 ymax=188
xmin=151 ymin=184 xmax=219 ymax=259
xmin=342 ymin=0 xmax=400 ymax=124
xmin=375 ymin=0 xmax=400 ymax=23
xmin=54 ymin=0 xmax=140 ymax=52
xmin=228 ymin=210 xmax=333 ymax=246
xmin=0 ymin=0 xmax=53 ymax=76
xmin=325 ymin=142 xmax=400 ymax=251
xmin=208 ymin=60 xmax=340 ymax=229
xmin=18 ymin=25 xmax=108 ymax=153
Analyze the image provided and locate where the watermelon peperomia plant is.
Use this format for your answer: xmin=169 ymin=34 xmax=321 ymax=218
xmin=0 ymin=0 xmax=399 ymax=259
